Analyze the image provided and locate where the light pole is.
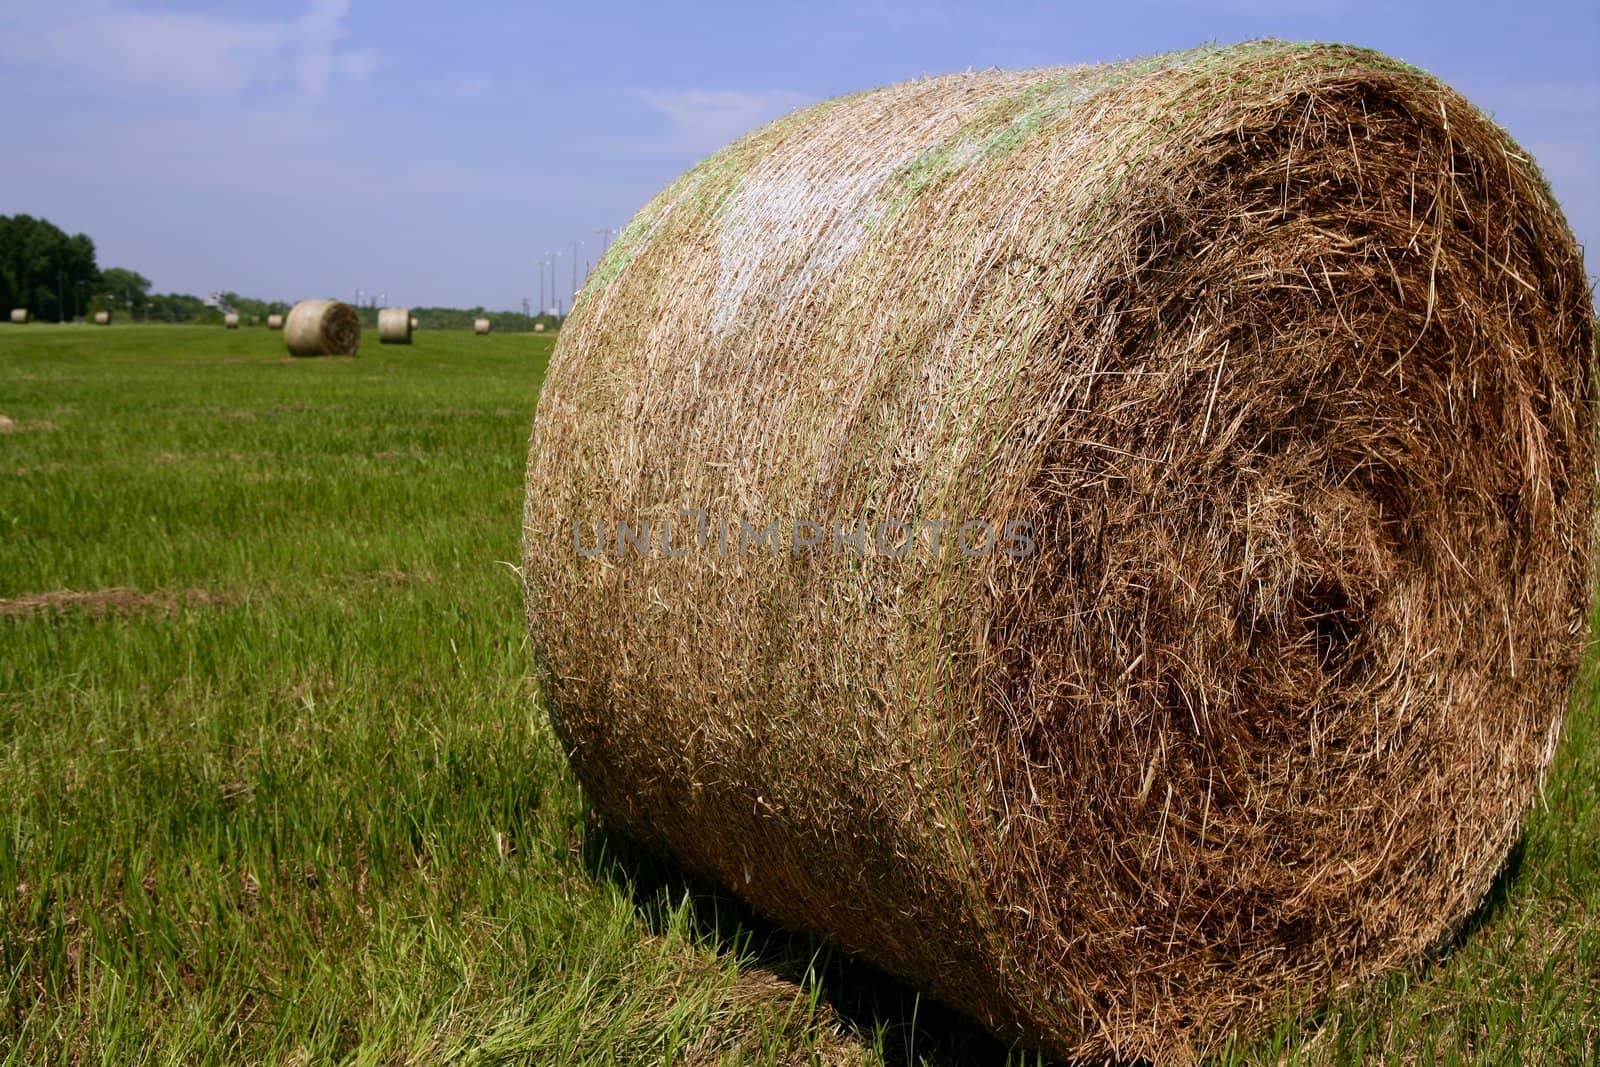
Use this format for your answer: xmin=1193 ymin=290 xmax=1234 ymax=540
xmin=569 ymin=240 xmax=582 ymax=302
xmin=538 ymin=259 xmax=545 ymax=315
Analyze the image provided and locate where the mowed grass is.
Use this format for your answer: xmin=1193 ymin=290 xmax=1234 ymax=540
xmin=0 ymin=324 xmax=1595 ymax=1065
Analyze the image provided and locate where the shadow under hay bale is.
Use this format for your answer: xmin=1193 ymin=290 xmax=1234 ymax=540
xmin=378 ymin=307 xmax=412 ymax=345
xmin=523 ymin=40 xmax=1596 ymax=1062
xmin=284 ymin=299 xmax=360 ymax=357
xmin=582 ymin=815 xmax=1023 ymax=1067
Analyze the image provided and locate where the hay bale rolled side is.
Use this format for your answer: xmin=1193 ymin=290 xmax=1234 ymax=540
xmin=522 ymin=42 xmax=1596 ymax=1062
xmin=377 ymin=307 xmax=412 ymax=344
xmin=283 ymin=299 xmax=361 ymax=357
xmin=223 ymin=312 xmax=239 ymax=329
xmin=473 ymin=317 xmax=491 ymax=335
xmin=93 ymin=311 xmax=110 ymax=325
xmin=266 ymin=313 xmax=284 ymax=330
xmin=9 ymin=309 xmax=28 ymax=324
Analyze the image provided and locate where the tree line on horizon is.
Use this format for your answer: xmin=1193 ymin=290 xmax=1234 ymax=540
xmin=0 ymin=215 xmax=559 ymax=331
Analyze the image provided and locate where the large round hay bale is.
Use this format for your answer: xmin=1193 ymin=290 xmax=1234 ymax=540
xmin=93 ymin=310 xmax=110 ymax=325
xmin=266 ymin=313 xmax=284 ymax=330
xmin=377 ymin=307 xmax=412 ymax=344
xmin=9 ymin=309 xmax=28 ymax=324
xmin=521 ymin=42 xmax=1596 ymax=1061
xmin=283 ymin=299 xmax=360 ymax=357
xmin=223 ymin=312 xmax=239 ymax=329
xmin=473 ymin=317 xmax=491 ymax=335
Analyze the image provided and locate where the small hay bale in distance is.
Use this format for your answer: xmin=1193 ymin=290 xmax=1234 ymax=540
xmin=266 ymin=313 xmax=284 ymax=330
xmin=9 ymin=309 xmax=27 ymax=324
xmin=93 ymin=310 xmax=111 ymax=325
xmin=473 ymin=317 xmax=491 ymax=335
xmin=377 ymin=307 xmax=412 ymax=345
xmin=533 ymin=322 xmax=546 ymax=332
xmin=522 ymin=42 xmax=1597 ymax=1062
xmin=409 ymin=315 xmax=419 ymax=330
xmin=283 ymin=299 xmax=360 ymax=357
xmin=223 ymin=312 xmax=239 ymax=329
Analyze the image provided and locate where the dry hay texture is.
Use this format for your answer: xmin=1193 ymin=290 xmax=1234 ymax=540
xmin=284 ymin=299 xmax=360 ymax=357
xmin=378 ymin=306 xmax=413 ymax=344
xmin=93 ymin=310 xmax=110 ymax=325
xmin=9 ymin=309 xmax=28 ymax=324
xmin=266 ymin=313 xmax=284 ymax=330
xmin=474 ymin=317 xmax=492 ymax=335
xmin=521 ymin=41 xmax=1596 ymax=1063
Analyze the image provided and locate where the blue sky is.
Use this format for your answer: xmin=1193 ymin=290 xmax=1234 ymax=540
xmin=1 ymin=0 xmax=1595 ymax=311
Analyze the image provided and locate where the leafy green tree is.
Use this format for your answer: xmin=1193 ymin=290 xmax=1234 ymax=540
xmin=0 ymin=215 xmax=98 ymax=320
xmin=98 ymin=268 xmax=152 ymax=315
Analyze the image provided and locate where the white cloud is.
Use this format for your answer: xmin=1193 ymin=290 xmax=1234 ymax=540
xmin=0 ymin=0 xmax=378 ymax=99
xmin=626 ymin=89 xmax=813 ymax=153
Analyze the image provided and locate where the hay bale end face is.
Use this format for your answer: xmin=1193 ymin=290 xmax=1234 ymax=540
xmin=93 ymin=310 xmax=110 ymax=325
xmin=377 ymin=307 xmax=412 ymax=345
xmin=473 ymin=317 xmax=491 ymax=335
xmin=283 ymin=299 xmax=360 ymax=357
xmin=522 ymin=42 xmax=1596 ymax=1061
xmin=223 ymin=312 xmax=239 ymax=329
xmin=9 ymin=309 xmax=28 ymax=324
xmin=266 ymin=313 xmax=284 ymax=330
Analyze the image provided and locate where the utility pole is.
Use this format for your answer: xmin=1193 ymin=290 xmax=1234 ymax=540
xmin=569 ymin=240 xmax=582 ymax=302
xmin=538 ymin=259 xmax=545 ymax=315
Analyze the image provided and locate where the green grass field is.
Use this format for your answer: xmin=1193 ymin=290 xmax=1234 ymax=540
xmin=1 ymin=325 xmax=1595 ymax=1064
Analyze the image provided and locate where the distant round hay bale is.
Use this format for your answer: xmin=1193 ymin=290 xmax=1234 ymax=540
xmin=93 ymin=310 xmax=110 ymax=325
xmin=223 ymin=312 xmax=240 ymax=329
xmin=9 ymin=309 xmax=28 ymax=324
xmin=533 ymin=322 xmax=546 ymax=332
xmin=249 ymin=314 xmax=260 ymax=325
xmin=522 ymin=42 xmax=1596 ymax=1062
xmin=283 ymin=299 xmax=360 ymax=357
xmin=266 ymin=313 xmax=284 ymax=330
xmin=473 ymin=317 xmax=491 ymax=335
xmin=377 ymin=307 xmax=412 ymax=345
xmin=409 ymin=315 xmax=419 ymax=329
